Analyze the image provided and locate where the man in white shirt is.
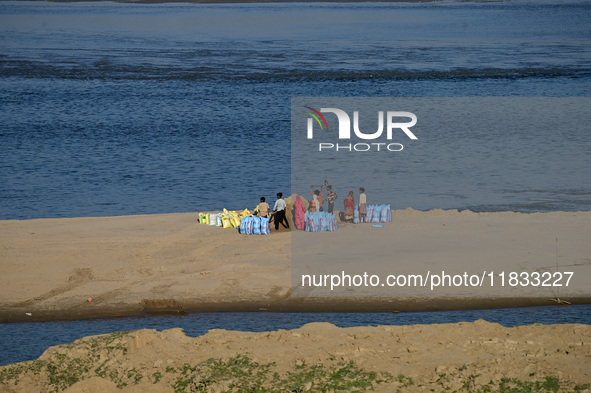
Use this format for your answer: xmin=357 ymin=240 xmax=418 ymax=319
xmin=272 ymin=192 xmax=290 ymax=230
xmin=359 ymin=187 xmax=367 ymax=223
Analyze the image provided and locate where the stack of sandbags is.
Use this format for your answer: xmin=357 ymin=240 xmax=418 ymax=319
xmin=369 ymin=204 xmax=392 ymax=223
xmin=199 ymin=209 xmax=252 ymax=229
xmin=304 ymin=211 xmax=338 ymax=232
xmin=197 ymin=195 xmax=320 ymax=234
xmin=354 ymin=204 xmax=392 ymax=224
xmin=239 ymin=216 xmax=270 ymax=235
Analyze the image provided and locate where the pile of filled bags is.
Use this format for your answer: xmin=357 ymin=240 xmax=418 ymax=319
xmin=199 ymin=209 xmax=247 ymax=228
xmin=198 ymin=209 xmax=270 ymax=235
xmin=304 ymin=211 xmax=338 ymax=232
xmin=354 ymin=204 xmax=392 ymax=224
xmin=239 ymin=216 xmax=270 ymax=235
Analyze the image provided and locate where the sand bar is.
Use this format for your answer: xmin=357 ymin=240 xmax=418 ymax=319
xmin=0 ymin=208 xmax=590 ymax=322
xmin=1 ymin=320 xmax=590 ymax=392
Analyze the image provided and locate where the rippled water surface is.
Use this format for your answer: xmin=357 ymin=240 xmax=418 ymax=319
xmin=1 ymin=305 xmax=590 ymax=366
xmin=1 ymin=0 xmax=590 ymax=219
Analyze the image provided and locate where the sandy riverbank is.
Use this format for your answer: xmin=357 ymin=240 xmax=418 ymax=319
xmin=1 ymin=320 xmax=590 ymax=392
xmin=0 ymin=206 xmax=590 ymax=322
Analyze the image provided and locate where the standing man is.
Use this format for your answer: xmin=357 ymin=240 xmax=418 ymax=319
xmin=272 ymin=192 xmax=290 ymax=230
xmin=324 ymin=185 xmax=338 ymax=214
xmin=358 ymin=187 xmax=367 ymax=223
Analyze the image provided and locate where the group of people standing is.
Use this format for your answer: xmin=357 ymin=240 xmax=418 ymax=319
xmin=255 ymin=186 xmax=367 ymax=231
xmin=309 ymin=185 xmax=367 ymax=223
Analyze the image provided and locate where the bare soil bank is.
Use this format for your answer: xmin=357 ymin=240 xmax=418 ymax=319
xmin=1 ymin=320 xmax=590 ymax=392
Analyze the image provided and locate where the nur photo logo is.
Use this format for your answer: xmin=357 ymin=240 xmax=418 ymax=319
xmin=304 ymin=106 xmax=418 ymax=152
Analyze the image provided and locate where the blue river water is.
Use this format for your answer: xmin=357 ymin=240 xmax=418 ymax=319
xmin=1 ymin=305 xmax=590 ymax=366
xmin=1 ymin=0 xmax=590 ymax=367
xmin=1 ymin=0 xmax=590 ymax=219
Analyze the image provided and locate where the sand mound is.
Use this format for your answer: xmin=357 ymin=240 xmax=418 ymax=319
xmin=1 ymin=321 xmax=589 ymax=392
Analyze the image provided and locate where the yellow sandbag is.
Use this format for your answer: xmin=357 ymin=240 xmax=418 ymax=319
xmin=222 ymin=216 xmax=233 ymax=229
xmin=240 ymin=208 xmax=251 ymax=217
xmin=199 ymin=212 xmax=208 ymax=224
xmin=231 ymin=216 xmax=241 ymax=227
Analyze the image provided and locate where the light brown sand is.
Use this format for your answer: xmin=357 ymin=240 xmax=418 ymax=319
xmin=1 ymin=321 xmax=590 ymax=392
xmin=0 ymin=203 xmax=590 ymax=322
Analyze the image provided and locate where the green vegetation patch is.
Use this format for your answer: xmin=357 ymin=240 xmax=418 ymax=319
xmin=169 ymin=355 xmax=391 ymax=393
xmin=1 ymin=332 xmax=588 ymax=393
xmin=428 ymin=374 xmax=588 ymax=393
xmin=0 ymin=330 xmax=136 ymax=392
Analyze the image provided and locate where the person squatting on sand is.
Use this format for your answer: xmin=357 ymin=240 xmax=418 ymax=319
xmin=358 ymin=187 xmax=367 ymax=223
xmin=309 ymin=185 xmax=323 ymax=212
xmin=272 ymin=192 xmax=290 ymax=230
xmin=323 ymin=185 xmax=338 ymax=214
xmin=257 ymin=197 xmax=270 ymax=218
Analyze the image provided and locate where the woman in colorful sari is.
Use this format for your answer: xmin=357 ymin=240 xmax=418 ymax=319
xmin=344 ymin=190 xmax=355 ymax=222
